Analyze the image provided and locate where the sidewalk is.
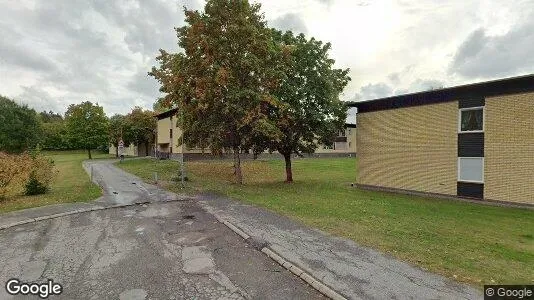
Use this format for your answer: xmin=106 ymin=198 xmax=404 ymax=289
xmin=198 ymin=193 xmax=481 ymax=300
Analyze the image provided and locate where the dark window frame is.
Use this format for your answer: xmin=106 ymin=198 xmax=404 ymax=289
xmin=459 ymin=106 xmax=484 ymax=133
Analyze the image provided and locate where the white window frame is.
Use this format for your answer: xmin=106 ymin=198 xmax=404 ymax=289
xmin=457 ymin=157 xmax=484 ymax=183
xmin=458 ymin=106 xmax=485 ymax=134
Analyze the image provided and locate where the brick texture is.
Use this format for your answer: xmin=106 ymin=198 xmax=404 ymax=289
xmin=485 ymin=92 xmax=534 ymax=204
xmin=357 ymin=102 xmax=458 ymax=195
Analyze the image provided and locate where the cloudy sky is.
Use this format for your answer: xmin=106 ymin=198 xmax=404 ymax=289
xmin=1 ymin=0 xmax=533 ymax=116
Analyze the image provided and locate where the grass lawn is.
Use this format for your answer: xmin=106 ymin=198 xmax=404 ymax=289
xmin=118 ymin=157 xmax=534 ymax=287
xmin=0 ymin=150 xmax=111 ymax=214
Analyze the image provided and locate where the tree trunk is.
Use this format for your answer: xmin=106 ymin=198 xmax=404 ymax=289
xmin=146 ymin=142 xmax=149 ymax=157
xmin=283 ymin=152 xmax=293 ymax=183
xmin=87 ymin=148 xmax=92 ymax=159
xmin=233 ymin=148 xmax=243 ymax=184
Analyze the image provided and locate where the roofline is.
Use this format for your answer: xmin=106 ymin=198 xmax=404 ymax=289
xmin=348 ymin=73 xmax=534 ymax=113
xmin=154 ymin=107 xmax=179 ymax=119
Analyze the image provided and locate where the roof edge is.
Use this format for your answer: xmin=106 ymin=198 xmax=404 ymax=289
xmin=349 ymin=73 xmax=534 ymax=113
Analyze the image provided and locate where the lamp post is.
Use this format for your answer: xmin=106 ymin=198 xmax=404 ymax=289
xmin=180 ymin=107 xmax=185 ymax=189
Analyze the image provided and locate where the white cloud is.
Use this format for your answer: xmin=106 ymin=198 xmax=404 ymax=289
xmin=0 ymin=0 xmax=532 ymax=115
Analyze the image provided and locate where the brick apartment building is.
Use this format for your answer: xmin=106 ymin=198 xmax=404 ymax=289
xmin=350 ymin=74 xmax=534 ymax=205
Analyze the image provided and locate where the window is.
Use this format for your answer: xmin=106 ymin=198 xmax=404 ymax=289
xmin=459 ymin=107 xmax=484 ymax=133
xmin=324 ymin=143 xmax=335 ymax=150
xmin=458 ymin=157 xmax=484 ymax=183
xmin=169 ymin=129 xmax=173 ymax=138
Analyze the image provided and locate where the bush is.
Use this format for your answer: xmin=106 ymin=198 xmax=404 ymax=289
xmin=0 ymin=151 xmax=56 ymax=199
xmin=24 ymin=173 xmax=49 ymax=195
xmin=0 ymin=152 xmax=29 ymax=199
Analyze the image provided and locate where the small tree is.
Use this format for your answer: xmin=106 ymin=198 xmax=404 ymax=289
xmin=109 ymin=114 xmax=126 ymax=157
xmin=150 ymin=0 xmax=286 ymax=184
xmin=123 ymin=107 xmax=156 ymax=156
xmin=65 ymin=101 xmax=109 ymax=159
xmin=269 ymin=30 xmax=350 ymax=182
xmin=0 ymin=95 xmax=41 ymax=153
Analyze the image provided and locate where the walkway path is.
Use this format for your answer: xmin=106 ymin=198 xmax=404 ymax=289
xmin=198 ymin=193 xmax=481 ymax=299
xmin=0 ymin=160 xmax=324 ymax=299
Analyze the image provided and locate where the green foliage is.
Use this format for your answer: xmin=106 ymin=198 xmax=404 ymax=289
xmin=0 ymin=95 xmax=42 ymax=153
xmin=123 ymin=107 xmax=156 ymax=146
xmin=0 ymin=151 xmax=56 ymax=199
xmin=40 ymin=122 xmax=71 ymax=150
xmin=38 ymin=110 xmax=63 ymax=123
xmin=65 ymin=101 xmax=109 ymax=159
xmin=24 ymin=174 xmax=48 ymax=195
xmin=150 ymin=0 xmax=286 ymax=183
xmin=109 ymin=114 xmax=126 ymax=157
xmin=38 ymin=110 xmax=73 ymax=150
xmin=268 ymin=30 xmax=350 ymax=181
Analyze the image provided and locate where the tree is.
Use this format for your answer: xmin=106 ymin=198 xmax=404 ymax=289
xmin=109 ymin=114 xmax=126 ymax=157
xmin=153 ymin=97 xmax=173 ymax=113
xmin=123 ymin=107 xmax=156 ymax=156
xmin=65 ymin=101 xmax=109 ymax=159
xmin=41 ymin=122 xmax=70 ymax=150
xmin=269 ymin=30 xmax=350 ymax=182
xmin=150 ymin=0 xmax=285 ymax=184
xmin=0 ymin=95 xmax=41 ymax=153
xmin=38 ymin=110 xmax=71 ymax=150
xmin=39 ymin=111 xmax=63 ymax=123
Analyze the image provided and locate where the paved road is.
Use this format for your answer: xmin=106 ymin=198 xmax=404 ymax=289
xmin=0 ymin=160 xmax=324 ymax=299
xmin=199 ymin=194 xmax=482 ymax=300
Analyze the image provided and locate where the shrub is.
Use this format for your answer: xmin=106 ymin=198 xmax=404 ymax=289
xmin=24 ymin=154 xmax=55 ymax=195
xmin=0 ymin=152 xmax=30 ymax=199
xmin=0 ymin=151 xmax=56 ymax=199
xmin=24 ymin=173 xmax=49 ymax=195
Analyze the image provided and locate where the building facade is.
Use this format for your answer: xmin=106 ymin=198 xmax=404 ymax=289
xmin=155 ymin=108 xmax=357 ymax=159
xmin=315 ymin=124 xmax=357 ymax=155
xmin=351 ymin=74 xmax=534 ymax=205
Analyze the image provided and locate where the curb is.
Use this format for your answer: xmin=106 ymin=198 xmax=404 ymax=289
xmin=0 ymin=201 xmax=151 ymax=231
xmin=212 ymin=213 xmax=347 ymax=300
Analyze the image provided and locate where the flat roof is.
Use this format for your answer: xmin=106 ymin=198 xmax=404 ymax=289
xmin=154 ymin=107 xmax=178 ymax=120
xmin=348 ymin=73 xmax=534 ymax=113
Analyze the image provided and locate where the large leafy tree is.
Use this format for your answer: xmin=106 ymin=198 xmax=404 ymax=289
xmin=123 ymin=107 xmax=156 ymax=156
xmin=150 ymin=0 xmax=285 ymax=183
xmin=0 ymin=95 xmax=41 ymax=153
xmin=38 ymin=110 xmax=71 ymax=150
xmin=109 ymin=114 xmax=127 ymax=157
xmin=65 ymin=101 xmax=109 ymax=159
xmin=269 ymin=30 xmax=350 ymax=182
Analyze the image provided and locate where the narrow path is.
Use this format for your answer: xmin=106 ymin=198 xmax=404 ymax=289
xmin=198 ymin=193 xmax=482 ymax=299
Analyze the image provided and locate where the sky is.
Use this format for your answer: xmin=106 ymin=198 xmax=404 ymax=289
xmin=1 ymin=0 xmax=533 ymax=117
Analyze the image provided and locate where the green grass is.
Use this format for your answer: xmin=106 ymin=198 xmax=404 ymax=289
xmin=118 ymin=157 xmax=534 ymax=287
xmin=0 ymin=150 xmax=111 ymax=213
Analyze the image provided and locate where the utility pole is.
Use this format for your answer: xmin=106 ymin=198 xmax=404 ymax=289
xmin=180 ymin=106 xmax=185 ymax=189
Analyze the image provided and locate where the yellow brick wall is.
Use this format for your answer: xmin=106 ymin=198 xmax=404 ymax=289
xmin=157 ymin=118 xmax=171 ymax=145
xmin=357 ymin=102 xmax=458 ymax=195
xmin=485 ymin=92 xmax=534 ymax=204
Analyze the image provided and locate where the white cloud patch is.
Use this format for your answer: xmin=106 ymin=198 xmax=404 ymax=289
xmin=270 ymin=13 xmax=308 ymax=34
xmin=0 ymin=0 xmax=533 ymax=115
xmin=449 ymin=17 xmax=534 ymax=78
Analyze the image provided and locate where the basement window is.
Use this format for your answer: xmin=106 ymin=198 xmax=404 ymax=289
xmin=458 ymin=157 xmax=484 ymax=183
xmin=459 ymin=107 xmax=484 ymax=133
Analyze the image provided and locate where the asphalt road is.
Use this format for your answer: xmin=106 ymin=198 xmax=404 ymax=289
xmin=0 ymin=160 xmax=324 ymax=299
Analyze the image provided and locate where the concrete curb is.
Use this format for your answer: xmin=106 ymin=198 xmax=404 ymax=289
xmin=212 ymin=213 xmax=347 ymax=300
xmin=0 ymin=201 xmax=151 ymax=231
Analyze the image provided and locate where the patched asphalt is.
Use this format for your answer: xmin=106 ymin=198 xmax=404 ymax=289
xmin=0 ymin=160 xmax=325 ymax=299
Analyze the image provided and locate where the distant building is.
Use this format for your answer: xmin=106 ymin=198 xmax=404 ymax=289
xmin=350 ymin=74 xmax=534 ymax=205
xmin=154 ymin=108 xmax=357 ymax=159
xmin=315 ymin=124 xmax=357 ymax=156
